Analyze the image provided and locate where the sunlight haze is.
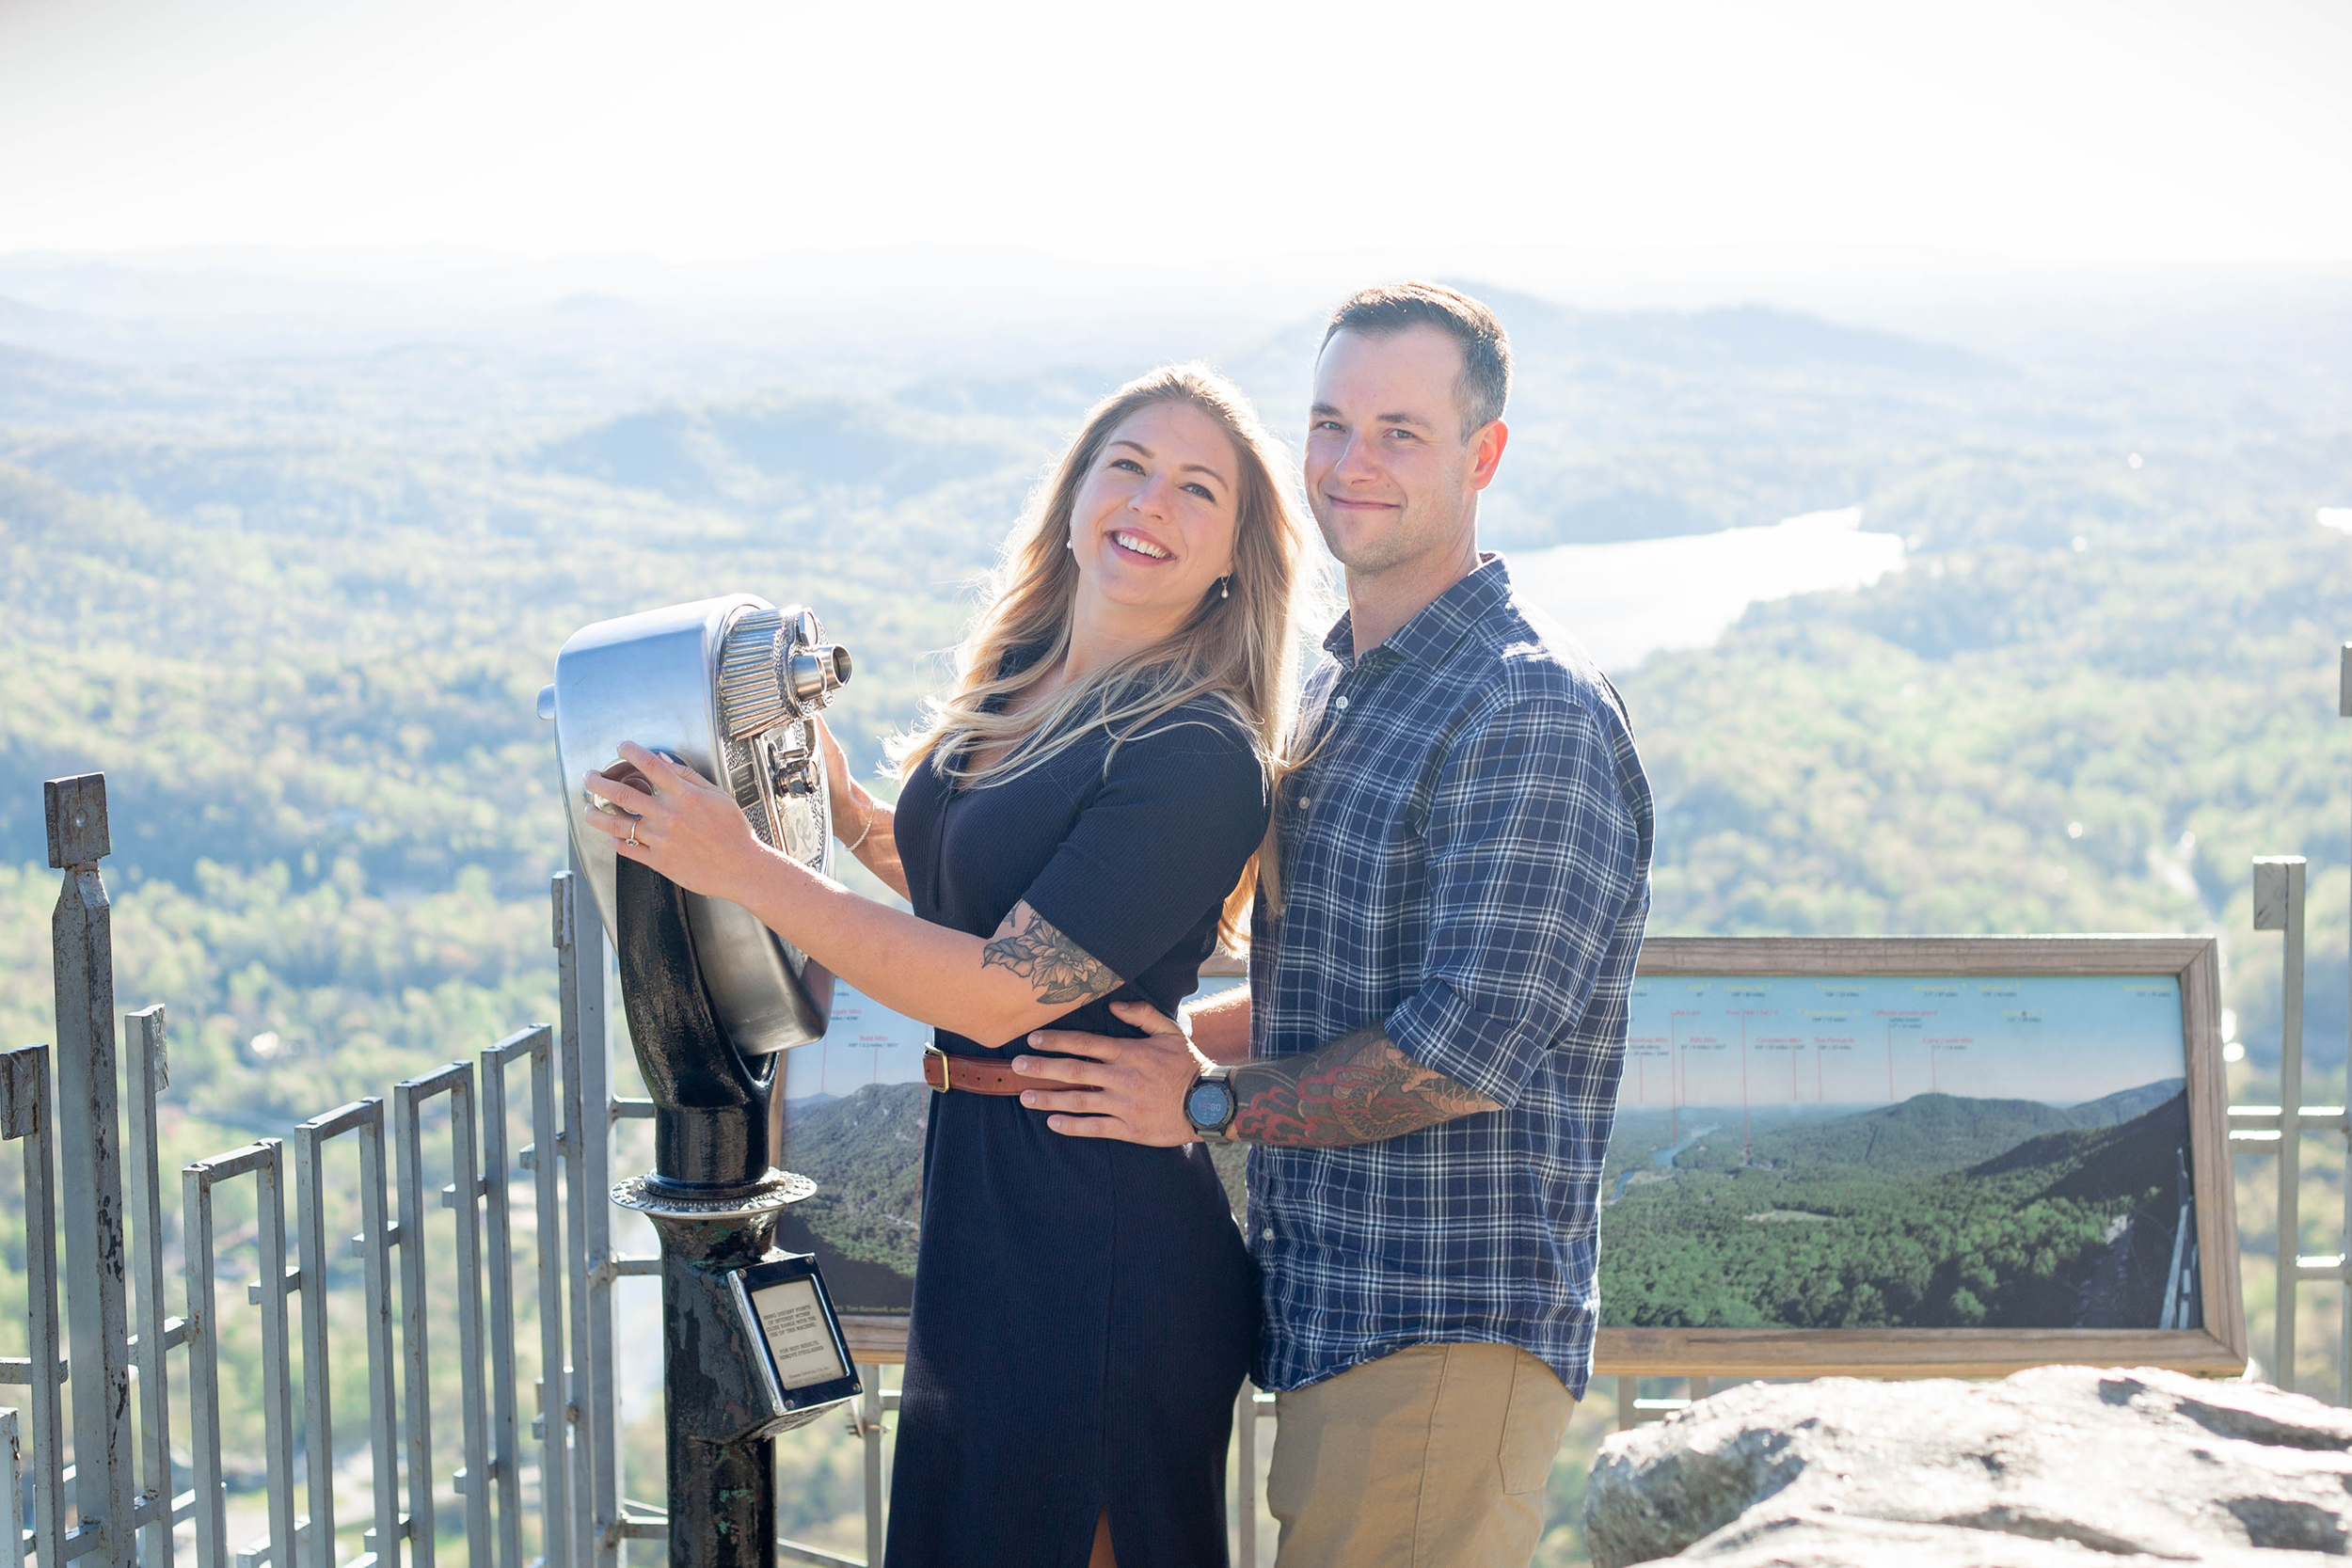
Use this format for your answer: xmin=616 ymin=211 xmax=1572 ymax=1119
xmin=4 ymin=0 xmax=2348 ymax=272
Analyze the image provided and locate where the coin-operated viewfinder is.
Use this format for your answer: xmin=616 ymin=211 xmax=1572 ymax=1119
xmin=548 ymin=594 xmax=851 ymax=1058
xmin=541 ymin=593 xmax=860 ymax=1568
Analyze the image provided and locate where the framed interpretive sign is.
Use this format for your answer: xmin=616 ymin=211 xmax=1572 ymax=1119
xmin=771 ymin=984 xmax=930 ymax=1359
xmin=1596 ymin=936 xmax=2246 ymax=1378
xmin=779 ymin=939 xmax=2245 ymax=1379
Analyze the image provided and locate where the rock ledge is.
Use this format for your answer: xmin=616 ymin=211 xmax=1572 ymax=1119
xmin=1586 ymin=1365 xmax=2352 ymax=1566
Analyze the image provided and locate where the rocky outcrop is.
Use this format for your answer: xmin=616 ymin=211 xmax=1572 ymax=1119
xmin=1586 ymin=1366 xmax=2352 ymax=1565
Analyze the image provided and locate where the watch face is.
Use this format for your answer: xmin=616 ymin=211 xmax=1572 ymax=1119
xmin=1186 ymin=1077 xmax=1234 ymax=1130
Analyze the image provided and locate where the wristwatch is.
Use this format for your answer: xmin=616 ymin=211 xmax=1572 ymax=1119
xmin=1184 ymin=1065 xmax=1237 ymax=1138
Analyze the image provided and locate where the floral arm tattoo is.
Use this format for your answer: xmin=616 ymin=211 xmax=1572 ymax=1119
xmin=1225 ymin=1025 xmax=1502 ymax=1147
xmin=979 ymin=901 xmax=1123 ymax=1006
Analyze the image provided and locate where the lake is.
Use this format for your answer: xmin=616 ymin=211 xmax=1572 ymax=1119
xmin=1507 ymin=507 xmax=1905 ymax=672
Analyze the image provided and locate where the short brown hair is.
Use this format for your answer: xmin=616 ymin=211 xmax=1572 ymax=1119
xmin=1320 ymin=280 xmax=1511 ymax=439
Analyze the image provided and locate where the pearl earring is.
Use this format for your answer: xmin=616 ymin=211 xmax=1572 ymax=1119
xmin=1218 ymin=577 xmax=1231 ymax=600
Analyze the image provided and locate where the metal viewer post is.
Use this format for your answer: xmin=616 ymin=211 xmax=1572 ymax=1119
xmin=610 ymin=858 xmax=834 ymax=1568
xmin=563 ymin=596 xmax=861 ymax=1568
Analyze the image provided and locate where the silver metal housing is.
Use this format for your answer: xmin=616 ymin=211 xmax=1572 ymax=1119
xmin=548 ymin=594 xmax=851 ymax=1055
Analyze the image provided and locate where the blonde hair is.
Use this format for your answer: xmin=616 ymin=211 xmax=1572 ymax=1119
xmin=890 ymin=363 xmax=1314 ymax=947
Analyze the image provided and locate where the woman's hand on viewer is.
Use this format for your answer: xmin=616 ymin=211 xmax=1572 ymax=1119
xmin=580 ymin=741 xmax=770 ymax=903
xmin=1016 ymin=1000 xmax=1213 ymax=1145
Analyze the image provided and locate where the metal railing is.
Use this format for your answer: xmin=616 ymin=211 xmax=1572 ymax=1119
xmin=9 ymin=641 xmax=2352 ymax=1568
xmin=2 ymin=774 xmax=905 ymax=1568
xmin=2216 ymin=648 xmax=2352 ymax=1400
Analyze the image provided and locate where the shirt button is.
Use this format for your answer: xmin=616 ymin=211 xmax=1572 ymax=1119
xmin=1261 ymin=1227 xmax=1275 ymax=1241
xmin=1333 ymin=695 xmax=1349 ymax=711
xmin=1297 ymin=797 xmax=1311 ymax=811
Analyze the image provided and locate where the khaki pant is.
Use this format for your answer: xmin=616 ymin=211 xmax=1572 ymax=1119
xmin=1265 ymin=1342 xmax=1576 ymax=1568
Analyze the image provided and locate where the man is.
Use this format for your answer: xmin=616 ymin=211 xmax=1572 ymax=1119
xmin=1018 ymin=282 xmax=1654 ymax=1567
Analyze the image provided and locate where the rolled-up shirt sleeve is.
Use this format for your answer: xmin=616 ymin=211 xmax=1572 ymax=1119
xmin=1384 ymin=693 xmax=1641 ymax=1108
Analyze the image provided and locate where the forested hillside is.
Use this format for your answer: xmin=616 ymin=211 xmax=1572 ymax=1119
xmin=3 ymin=276 xmax=2345 ymax=1130
xmin=1601 ymin=1089 xmax=2193 ymax=1330
xmin=0 ymin=450 xmax=976 ymax=1114
xmin=1625 ymin=437 xmax=2352 ymax=1048
xmin=4 ymin=266 xmax=2350 ymax=1567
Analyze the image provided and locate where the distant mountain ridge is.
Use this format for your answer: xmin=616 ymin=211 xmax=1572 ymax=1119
xmin=534 ymin=389 xmax=1030 ymax=507
xmin=1677 ymin=1079 xmax=2188 ymax=1176
xmin=1969 ymin=1088 xmax=2192 ymax=1202
xmin=1457 ymin=284 xmax=2000 ymax=378
xmin=2069 ymin=1078 xmax=2186 ymax=1127
xmin=0 ymin=274 xmax=2029 ymax=555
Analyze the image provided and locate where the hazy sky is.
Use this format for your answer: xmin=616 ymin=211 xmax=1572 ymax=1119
xmin=2 ymin=0 xmax=2347 ymax=272
xmin=1622 ymin=974 xmax=2189 ymax=1110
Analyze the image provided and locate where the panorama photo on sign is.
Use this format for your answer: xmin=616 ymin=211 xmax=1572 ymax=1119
xmin=1595 ymin=935 xmax=2244 ymax=1379
xmin=1605 ymin=972 xmax=2194 ymax=1331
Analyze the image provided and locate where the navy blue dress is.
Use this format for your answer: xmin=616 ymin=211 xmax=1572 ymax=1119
xmin=882 ymin=699 xmax=1266 ymax=1568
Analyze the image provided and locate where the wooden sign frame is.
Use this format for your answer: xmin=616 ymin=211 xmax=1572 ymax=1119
xmin=838 ymin=935 xmax=2246 ymax=1380
xmin=1597 ymin=934 xmax=2245 ymax=1379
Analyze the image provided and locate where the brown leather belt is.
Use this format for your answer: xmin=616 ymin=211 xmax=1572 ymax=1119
xmin=923 ymin=1044 xmax=1090 ymax=1098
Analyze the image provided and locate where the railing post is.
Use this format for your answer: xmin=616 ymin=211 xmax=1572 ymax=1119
xmin=122 ymin=1006 xmax=177 ymax=1568
xmin=182 ymin=1142 xmax=296 ymax=1568
xmin=2340 ymin=643 xmax=2351 ymax=1404
xmin=291 ymin=1114 xmax=342 ymax=1568
xmin=2 ymin=1409 xmax=21 ymax=1567
xmin=557 ymin=860 xmax=623 ymax=1568
xmin=2255 ymin=854 xmax=2307 ymax=1391
xmin=392 ymin=1063 xmax=494 ymax=1568
xmin=2 ymin=1044 xmax=65 ymax=1568
xmin=488 ymin=1021 xmax=573 ymax=1568
xmin=482 ymin=1025 xmax=560 ymax=1568
xmin=46 ymin=774 xmax=135 ymax=1568
xmin=861 ymin=1376 xmax=884 ymax=1568
xmin=338 ymin=1101 xmax=403 ymax=1568
xmin=529 ymin=1024 xmax=574 ymax=1568
xmin=291 ymin=1097 xmax=398 ymax=1568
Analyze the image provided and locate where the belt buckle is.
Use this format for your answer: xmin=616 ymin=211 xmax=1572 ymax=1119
xmin=924 ymin=1043 xmax=949 ymax=1094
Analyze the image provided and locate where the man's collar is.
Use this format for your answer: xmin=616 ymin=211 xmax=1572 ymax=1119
xmin=1323 ymin=553 xmax=1511 ymax=670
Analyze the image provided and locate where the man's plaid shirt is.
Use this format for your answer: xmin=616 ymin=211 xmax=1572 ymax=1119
xmin=1246 ymin=555 xmax=1654 ymax=1398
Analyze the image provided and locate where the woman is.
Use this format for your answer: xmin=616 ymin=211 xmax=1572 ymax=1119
xmin=581 ymin=364 xmax=1311 ymax=1567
